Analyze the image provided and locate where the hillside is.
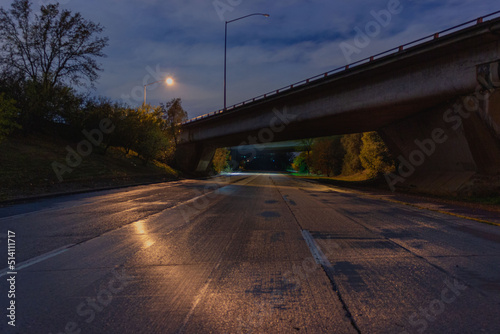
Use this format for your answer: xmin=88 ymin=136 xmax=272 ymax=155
xmin=0 ymin=133 xmax=179 ymax=201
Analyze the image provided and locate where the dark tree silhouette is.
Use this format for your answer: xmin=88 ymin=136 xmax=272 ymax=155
xmin=0 ymin=0 xmax=108 ymax=89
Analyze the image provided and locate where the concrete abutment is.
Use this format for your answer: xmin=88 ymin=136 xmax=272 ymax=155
xmin=380 ymin=89 xmax=500 ymax=195
xmin=175 ymin=143 xmax=216 ymax=175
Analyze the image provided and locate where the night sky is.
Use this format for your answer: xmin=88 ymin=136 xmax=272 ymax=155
xmin=1 ymin=0 xmax=499 ymax=118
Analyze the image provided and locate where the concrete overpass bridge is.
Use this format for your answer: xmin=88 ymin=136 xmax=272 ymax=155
xmin=178 ymin=12 xmax=500 ymax=194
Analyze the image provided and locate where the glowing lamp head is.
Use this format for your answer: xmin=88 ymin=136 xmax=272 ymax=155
xmin=166 ymin=77 xmax=174 ymax=86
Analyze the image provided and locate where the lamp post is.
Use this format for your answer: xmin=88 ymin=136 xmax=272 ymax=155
xmin=224 ymin=13 xmax=269 ymax=111
xmin=144 ymin=77 xmax=174 ymax=106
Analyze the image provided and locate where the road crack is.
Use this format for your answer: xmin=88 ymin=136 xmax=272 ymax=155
xmin=270 ymin=176 xmax=362 ymax=334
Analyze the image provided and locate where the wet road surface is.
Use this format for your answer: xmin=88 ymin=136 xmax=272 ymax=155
xmin=0 ymin=173 xmax=499 ymax=333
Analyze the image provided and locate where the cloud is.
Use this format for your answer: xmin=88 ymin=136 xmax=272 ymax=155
xmin=0 ymin=0 xmax=498 ymax=117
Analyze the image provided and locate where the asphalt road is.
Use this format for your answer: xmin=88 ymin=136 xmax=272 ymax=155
xmin=0 ymin=173 xmax=499 ymax=333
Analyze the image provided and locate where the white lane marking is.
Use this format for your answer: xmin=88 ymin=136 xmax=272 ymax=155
xmin=0 ymin=183 xmax=236 ymax=277
xmin=175 ymin=195 xmax=250 ymax=334
xmin=177 ymin=281 xmax=210 ymax=333
xmin=0 ymin=189 xmax=228 ymax=276
xmin=0 ymin=244 xmax=76 ymax=277
xmin=302 ymin=230 xmax=333 ymax=268
xmin=0 ymin=178 xmax=255 ymax=277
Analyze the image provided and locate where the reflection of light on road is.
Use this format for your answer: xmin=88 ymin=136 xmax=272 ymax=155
xmin=222 ymin=172 xmax=277 ymax=176
xmin=134 ymin=220 xmax=155 ymax=249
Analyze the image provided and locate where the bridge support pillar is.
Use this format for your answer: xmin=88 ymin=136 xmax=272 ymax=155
xmin=175 ymin=143 xmax=216 ymax=175
xmin=380 ymin=89 xmax=500 ymax=195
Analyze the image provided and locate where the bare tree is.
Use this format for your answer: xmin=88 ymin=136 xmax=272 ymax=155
xmin=0 ymin=0 xmax=108 ymax=90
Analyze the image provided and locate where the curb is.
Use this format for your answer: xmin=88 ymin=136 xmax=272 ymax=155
xmin=0 ymin=177 xmax=180 ymax=206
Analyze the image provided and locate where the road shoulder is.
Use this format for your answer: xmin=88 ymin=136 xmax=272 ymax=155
xmin=292 ymin=176 xmax=500 ymax=227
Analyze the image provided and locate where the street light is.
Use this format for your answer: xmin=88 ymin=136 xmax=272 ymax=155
xmin=224 ymin=13 xmax=270 ymax=111
xmin=143 ymin=77 xmax=174 ymax=105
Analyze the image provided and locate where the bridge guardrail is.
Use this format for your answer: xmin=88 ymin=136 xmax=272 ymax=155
xmin=183 ymin=10 xmax=500 ymax=125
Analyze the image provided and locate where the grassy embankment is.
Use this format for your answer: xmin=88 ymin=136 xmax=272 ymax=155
xmin=0 ymin=134 xmax=178 ymax=201
xmin=290 ymin=171 xmax=500 ymax=206
xmin=289 ymin=170 xmax=382 ymax=187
